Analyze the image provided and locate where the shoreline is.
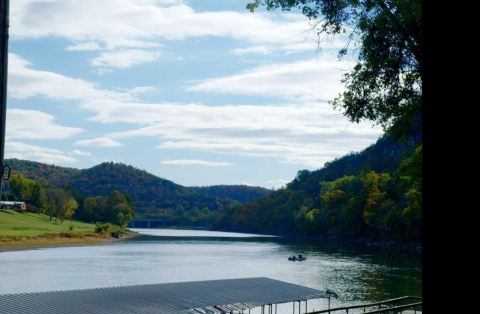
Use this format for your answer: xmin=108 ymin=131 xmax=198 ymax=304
xmin=0 ymin=230 xmax=139 ymax=253
xmin=1 ymin=227 xmax=421 ymax=254
xmin=309 ymin=236 xmax=422 ymax=253
xmin=213 ymin=228 xmax=422 ymax=253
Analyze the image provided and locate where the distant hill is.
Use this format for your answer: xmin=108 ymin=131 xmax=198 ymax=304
xmin=5 ymin=159 xmax=271 ymax=217
xmin=7 ymin=159 xmax=80 ymax=188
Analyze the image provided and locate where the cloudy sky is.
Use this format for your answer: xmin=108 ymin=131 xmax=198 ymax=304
xmin=6 ymin=0 xmax=383 ymax=188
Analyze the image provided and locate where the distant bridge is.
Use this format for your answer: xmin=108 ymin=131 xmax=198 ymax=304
xmin=128 ymin=219 xmax=171 ymax=229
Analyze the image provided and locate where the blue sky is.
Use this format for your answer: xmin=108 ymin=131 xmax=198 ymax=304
xmin=6 ymin=0 xmax=382 ymax=188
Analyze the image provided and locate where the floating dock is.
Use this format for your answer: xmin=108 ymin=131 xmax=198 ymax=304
xmin=0 ymin=277 xmax=334 ymax=314
xmin=0 ymin=277 xmax=422 ymax=314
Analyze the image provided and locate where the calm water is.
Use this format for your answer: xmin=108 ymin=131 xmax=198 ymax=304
xmin=0 ymin=229 xmax=421 ymax=313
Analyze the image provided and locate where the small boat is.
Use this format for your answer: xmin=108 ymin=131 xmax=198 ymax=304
xmin=288 ymin=255 xmax=307 ymax=261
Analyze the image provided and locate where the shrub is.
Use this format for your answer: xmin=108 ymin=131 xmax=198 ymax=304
xmin=94 ymin=222 xmax=116 ymax=234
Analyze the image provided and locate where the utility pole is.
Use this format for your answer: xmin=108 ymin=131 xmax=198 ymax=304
xmin=0 ymin=0 xmax=10 ymax=203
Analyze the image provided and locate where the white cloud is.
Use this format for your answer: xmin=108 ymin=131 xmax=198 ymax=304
xmin=230 ymin=35 xmax=347 ymax=56
xmin=8 ymin=54 xmax=132 ymax=102
xmin=105 ymin=102 xmax=381 ymax=168
xmin=8 ymin=53 xmax=382 ymax=169
xmin=188 ymin=57 xmax=353 ymax=102
xmin=160 ymin=159 xmax=234 ymax=167
xmin=65 ymin=42 xmax=102 ymax=51
xmin=91 ymin=49 xmax=162 ymax=71
xmin=11 ymin=1 xmax=314 ymax=45
xmin=127 ymin=86 xmax=158 ymax=95
xmin=10 ymin=0 xmax=340 ymax=70
xmin=66 ymin=40 xmax=162 ymax=52
xmin=72 ymin=149 xmax=92 ymax=157
xmin=231 ymin=46 xmax=275 ymax=56
xmin=6 ymin=141 xmax=78 ymax=164
xmin=74 ymin=137 xmax=123 ymax=147
xmin=6 ymin=109 xmax=83 ymax=140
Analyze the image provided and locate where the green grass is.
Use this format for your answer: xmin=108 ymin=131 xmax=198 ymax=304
xmin=0 ymin=210 xmax=95 ymax=238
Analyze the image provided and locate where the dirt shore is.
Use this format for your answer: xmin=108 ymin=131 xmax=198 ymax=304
xmin=0 ymin=230 xmax=139 ymax=253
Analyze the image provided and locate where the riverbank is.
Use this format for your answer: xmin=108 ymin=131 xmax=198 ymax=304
xmin=0 ymin=210 xmax=139 ymax=252
xmin=0 ymin=230 xmax=139 ymax=252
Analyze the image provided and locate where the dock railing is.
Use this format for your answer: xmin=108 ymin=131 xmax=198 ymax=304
xmin=307 ymin=296 xmax=422 ymax=314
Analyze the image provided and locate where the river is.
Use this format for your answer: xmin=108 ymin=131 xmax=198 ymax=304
xmin=0 ymin=228 xmax=421 ymax=313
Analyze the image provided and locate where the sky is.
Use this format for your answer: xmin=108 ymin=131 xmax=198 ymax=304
xmin=5 ymin=0 xmax=383 ymax=189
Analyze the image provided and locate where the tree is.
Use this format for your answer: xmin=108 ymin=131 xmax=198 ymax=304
xmin=83 ymin=195 xmax=107 ymax=222
xmin=247 ymin=0 xmax=422 ymax=137
xmin=319 ymin=175 xmax=365 ymax=236
xmin=31 ymin=182 xmax=47 ymax=212
xmin=8 ymin=175 xmax=50 ymax=213
xmin=81 ymin=191 xmax=135 ymax=228
xmin=63 ymin=198 xmax=78 ymax=223
xmin=397 ymin=144 xmax=421 ymax=239
xmin=8 ymin=174 xmax=34 ymax=201
xmin=362 ymin=171 xmax=393 ymax=236
xmin=45 ymin=188 xmax=72 ymax=222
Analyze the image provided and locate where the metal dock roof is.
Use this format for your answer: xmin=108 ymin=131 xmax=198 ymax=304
xmin=0 ymin=277 xmax=331 ymax=314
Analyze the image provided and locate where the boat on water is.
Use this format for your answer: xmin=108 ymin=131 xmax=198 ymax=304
xmin=288 ymin=254 xmax=306 ymax=261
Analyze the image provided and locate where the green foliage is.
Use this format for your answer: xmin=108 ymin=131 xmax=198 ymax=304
xmin=72 ymin=163 xmax=269 ymax=217
xmin=6 ymin=174 xmax=48 ymax=211
xmin=6 ymin=177 xmax=77 ymax=223
xmin=397 ymin=144 xmax=422 ymax=239
xmin=214 ymin=132 xmax=421 ymax=242
xmin=5 ymin=160 xmax=270 ymax=225
xmin=9 ymin=174 xmax=35 ymax=201
xmin=80 ymin=190 xmax=135 ymax=229
xmin=95 ymin=222 xmax=115 ymax=234
xmin=4 ymin=167 xmax=135 ymax=231
xmin=64 ymin=198 xmax=78 ymax=221
xmin=44 ymin=188 xmax=77 ymax=223
xmin=31 ymin=183 xmax=47 ymax=211
xmin=247 ymin=0 xmax=422 ymax=138
xmin=5 ymin=159 xmax=80 ymax=188
xmin=398 ymin=144 xmax=422 ymax=189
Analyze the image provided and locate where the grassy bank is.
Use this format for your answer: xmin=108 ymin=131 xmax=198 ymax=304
xmin=0 ymin=210 xmax=134 ymax=251
xmin=0 ymin=210 xmax=95 ymax=237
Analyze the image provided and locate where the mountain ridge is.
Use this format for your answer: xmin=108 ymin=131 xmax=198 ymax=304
xmin=5 ymin=159 xmax=272 ymax=216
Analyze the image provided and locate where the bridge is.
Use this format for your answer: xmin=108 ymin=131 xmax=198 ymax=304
xmin=128 ymin=219 xmax=171 ymax=229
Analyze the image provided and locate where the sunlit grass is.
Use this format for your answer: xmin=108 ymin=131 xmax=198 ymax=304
xmin=0 ymin=209 xmax=95 ymax=238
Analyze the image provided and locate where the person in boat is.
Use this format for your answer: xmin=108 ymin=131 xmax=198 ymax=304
xmin=297 ymin=254 xmax=306 ymax=260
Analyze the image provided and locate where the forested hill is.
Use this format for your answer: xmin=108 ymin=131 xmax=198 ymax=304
xmin=5 ymin=159 xmax=271 ymax=216
xmin=285 ymin=132 xmax=420 ymax=198
xmin=6 ymin=159 xmax=80 ymax=188
xmin=214 ymin=131 xmax=422 ymax=242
